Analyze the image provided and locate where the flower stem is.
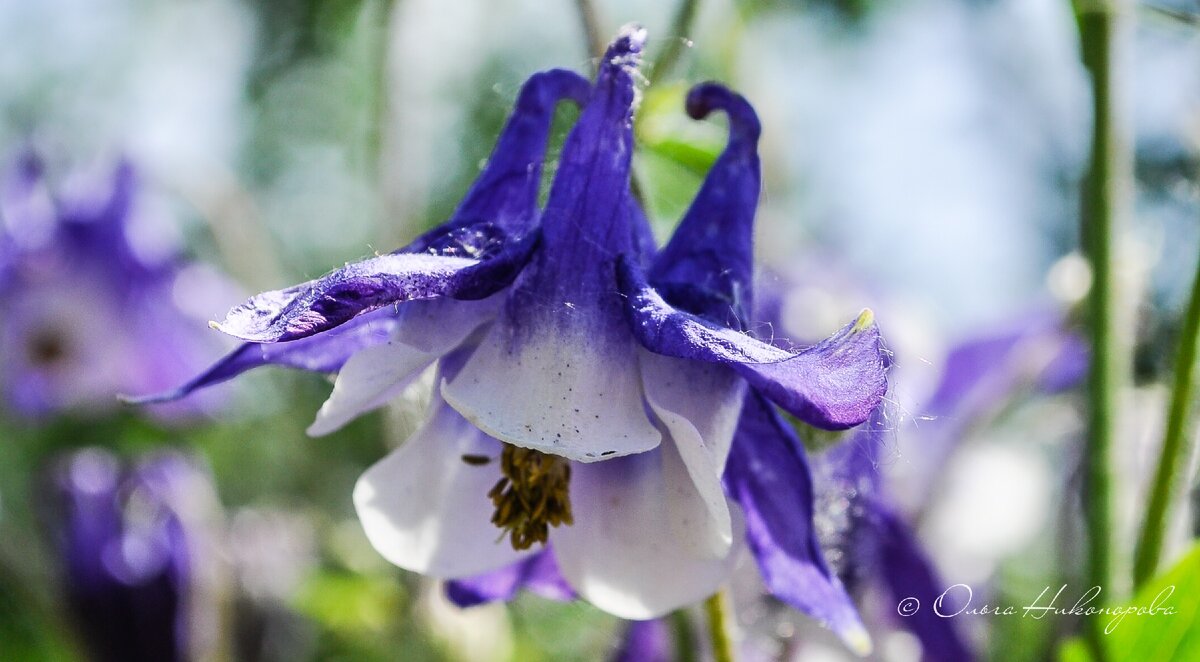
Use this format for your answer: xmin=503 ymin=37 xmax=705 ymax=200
xmin=647 ymin=0 xmax=702 ymax=82
xmin=1133 ymin=250 xmax=1200 ymax=587
xmin=573 ymin=0 xmax=606 ymax=62
xmin=1077 ymin=0 xmax=1133 ymax=654
xmin=703 ymin=590 xmax=736 ymax=662
xmin=670 ymin=609 xmax=698 ymax=662
xmin=370 ymin=0 xmax=395 ymax=179
xmin=369 ymin=0 xmax=397 ymax=231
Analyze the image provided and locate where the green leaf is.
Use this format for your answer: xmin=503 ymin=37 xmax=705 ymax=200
xmin=1057 ymin=638 xmax=1093 ymax=662
xmin=294 ymin=571 xmax=404 ymax=635
xmin=1058 ymin=543 xmax=1200 ymax=661
xmin=1103 ymin=543 xmax=1200 ymax=660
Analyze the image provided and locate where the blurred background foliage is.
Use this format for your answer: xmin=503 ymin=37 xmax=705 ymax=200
xmin=1 ymin=0 xmax=1198 ymax=660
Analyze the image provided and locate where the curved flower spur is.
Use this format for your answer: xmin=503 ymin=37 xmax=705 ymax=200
xmin=133 ymin=26 xmax=888 ymax=650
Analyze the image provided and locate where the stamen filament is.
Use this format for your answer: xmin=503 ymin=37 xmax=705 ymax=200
xmin=489 ymin=444 xmax=574 ymax=550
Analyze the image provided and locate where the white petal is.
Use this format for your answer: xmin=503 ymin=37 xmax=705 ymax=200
xmin=389 ymin=297 xmax=500 ymax=354
xmin=640 ymin=351 xmax=744 ymax=558
xmin=307 ymin=343 xmax=439 ymax=436
xmin=441 ymin=323 xmax=660 ymax=463
xmin=353 ymin=398 xmax=533 ymax=577
xmin=552 ymin=439 xmax=741 ymax=619
xmin=308 ymin=299 xmax=498 ymax=437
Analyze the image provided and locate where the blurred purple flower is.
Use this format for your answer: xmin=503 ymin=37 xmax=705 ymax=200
xmin=816 ymin=314 xmax=1085 ymax=662
xmin=0 ymin=152 xmax=227 ymax=418
xmin=48 ymin=449 xmax=217 ymax=662
xmin=818 ymin=409 xmax=975 ymax=662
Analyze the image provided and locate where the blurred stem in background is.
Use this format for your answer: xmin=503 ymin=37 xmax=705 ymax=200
xmin=646 ymin=0 xmax=701 ymax=83
xmin=703 ymin=590 xmax=735 ymax=662
xmin=574 ymin=0 xmax=606 ymax=61
xmin=1076 ymin=0 xmax=1133 ymax=655
xmin=670 ymin=609 xmax=698 ymax=662
xmin=1134 ymin=242 xmax=1200 ymax=587
xmin=370 ymin=0 xmax=397 ymax=224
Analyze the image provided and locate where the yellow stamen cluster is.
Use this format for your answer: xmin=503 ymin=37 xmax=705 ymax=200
xmin=488 ymin=444 xmax=573 ymax=550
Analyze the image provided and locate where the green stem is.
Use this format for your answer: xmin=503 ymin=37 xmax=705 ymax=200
xmin=573 ymin=0 xmax=606 ymax=62
xmin=669 ymin=609 xmax=697 ymax=662
xmin=1077 ymin=0 xmax=1132 ymax=655
xmin=647 ymin=0 xmax=702 ymax=82
xmin=1133 ymin=252 xmax=1200 ymax=587
xmin=703 ymin=590 xmax=736 ymax=662
xmin=369 ymin=0 xmax=396 ymax=194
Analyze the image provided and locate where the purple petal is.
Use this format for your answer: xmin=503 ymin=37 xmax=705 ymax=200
xmin=1038 ymin=332 xmax=1088 ymax=392
xmin=60 ymin=159 xmax=170 ymax=284
xmin=649 ymin=83 xmax=761 ymax=329
xmin=212 ymin=250 xmax=511 ymax=343
xmin=444 ymin=549 xmax=576 ymax=607
xmin=1 ymin=150 xmax=55 ymax=258
xmin=724 ymin=391 xmax=870 ymax=654
xmin=620 ymin=260 xmax=888 ymax=430
xmin=612 ymin=619 xmax=674 ymax=662
xmin=123 ymin=308 xmax=401 ymax=404
xmin=820 ymin=406 xmax=891 ymax=506
xmin=926 ymin=310 xmax=1084 ymax=418
xmin=904 ymin=310 xmax=1086 ymax=502
xmin=868 ymin=503 xmax=976 ymax=662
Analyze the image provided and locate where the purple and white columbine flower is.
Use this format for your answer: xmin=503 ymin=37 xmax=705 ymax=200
xmin=443 ymin=70 xmax=883 ymax=652
xmin=141 ymin=27 xmax=887 ymax=637
xmin=0 ymin=152 xmax=226 ymax=418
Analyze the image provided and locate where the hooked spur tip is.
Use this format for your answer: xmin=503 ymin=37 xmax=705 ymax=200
xmin=685 ymin=82 xmax=762 ymax=142
xmin=518 ymin=69 xmax=591 ymax=111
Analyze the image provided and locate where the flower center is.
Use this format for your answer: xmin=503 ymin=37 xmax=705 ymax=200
xmin=28 ymin=328 xmax=69 ymax=366
xmin=488 ymin=444 xmax=573 ymax=550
